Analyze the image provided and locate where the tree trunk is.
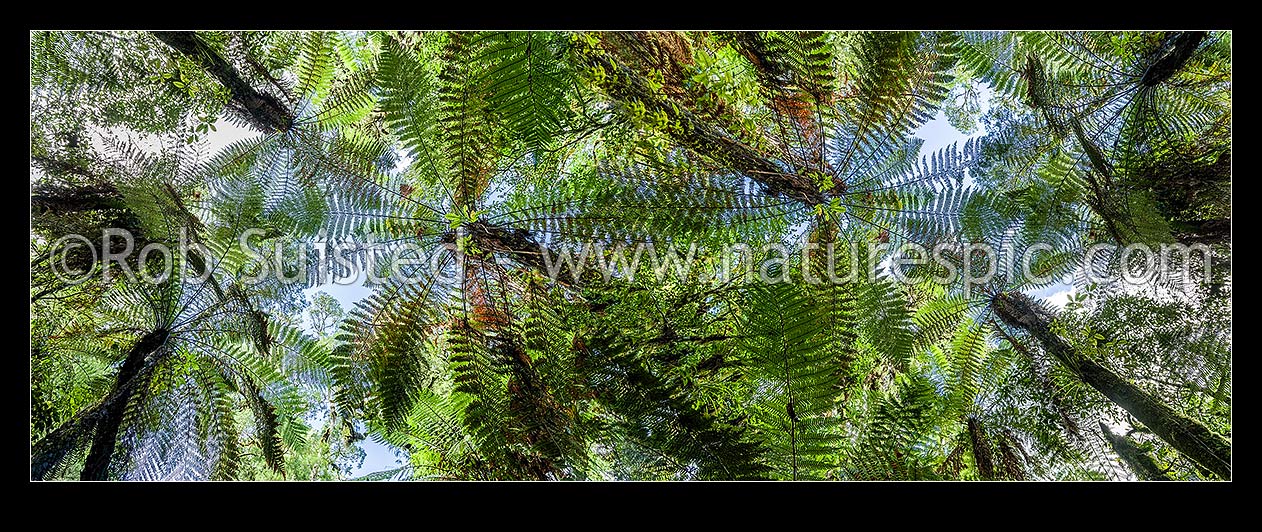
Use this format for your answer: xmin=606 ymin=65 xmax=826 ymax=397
xmin=1171 ymin=217 xmax=1231 ymax=247
xmin=967 ymin=417 xmax=994 ymax=481
xmin=78 ymin=328 xmax=169 ymax=480
xmin=150 ymin=31 xmax=294 ymax=133
xmin=991 ymin=292 xmax=1231 ymax=479
xmin=30 ymin=178 xmax=152 ymax=289
xmin=1099 ymin=422 xmax=1172 ymax=481
xmin=581 ymin=46 xmax=824 ymax=206
xmin=32 ymin=184 xmax=126 ymax=214
xmin=448 ymin=221 xmax=586 ymax=287
xmin=1140 ymin=32 xmax=1209 ymax=87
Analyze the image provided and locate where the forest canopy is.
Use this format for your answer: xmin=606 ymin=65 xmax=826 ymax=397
xmin=29 ymin=30 xmax=1231 ymax=481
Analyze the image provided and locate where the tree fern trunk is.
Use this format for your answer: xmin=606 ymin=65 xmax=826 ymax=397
xmin=456 ymin=221 xmax=585 ymax=286
xmin=1099 ymin=422 xmax=1172 ymax=481
xmin=1171 ymin=217 xmax=1231 ymax=247
xmin=31 ymin=183 xmax=126 ymax=214
xmin=1140 ymin=32 xmax=1208 ymax=87
xmin=580 ymin=45 xmax=824 ymax=206
xmin=151 ymin=31 xmax=294 ymax=133
xmin=79 ymin=329 xmax=168 ymax=481
xmin=967 ymin=417 xmax=994 ymax=480
xmin=992 ymin=292 xmax=1230 ymax=479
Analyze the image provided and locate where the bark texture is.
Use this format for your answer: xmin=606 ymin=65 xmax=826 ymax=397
xmin=78 ymin=328 xmax=169 ymax=480
xmin=1100 ymin=422 xmax=1173 ymax=481
xmin=992 ymin=292 xmax=1230 ymax=479
xmin=151 ymin=31 xmax=294 ymax=133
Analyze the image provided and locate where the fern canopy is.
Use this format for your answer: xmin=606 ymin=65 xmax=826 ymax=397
xmin=31 ymin=30 xmax=1230 ymax=481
